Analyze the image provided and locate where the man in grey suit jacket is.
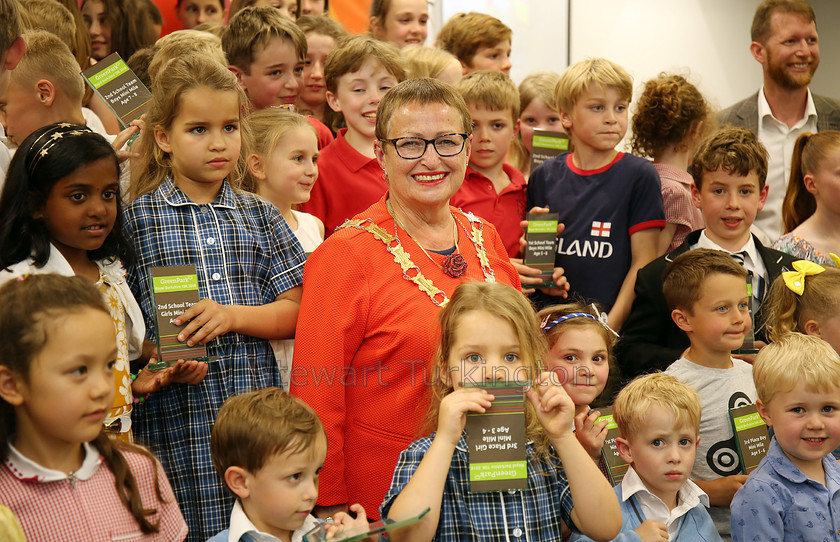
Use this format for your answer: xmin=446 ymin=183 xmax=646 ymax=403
xmin=718 ymin=0 xmax=840 ymax=239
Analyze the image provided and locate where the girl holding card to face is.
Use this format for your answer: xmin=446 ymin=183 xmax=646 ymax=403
xmin=380 ymin=282 xmax=620 ymax=542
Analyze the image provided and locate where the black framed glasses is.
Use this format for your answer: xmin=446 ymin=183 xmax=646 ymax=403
xmin=380 ymin=133 xmax=470 ymax=160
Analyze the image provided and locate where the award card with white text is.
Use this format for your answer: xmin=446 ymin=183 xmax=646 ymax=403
xmin=149 ymin=265 xmax=208 ymax=369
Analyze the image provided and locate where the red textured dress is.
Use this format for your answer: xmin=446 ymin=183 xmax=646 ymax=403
xmin=291 ymin=194 xmax=520 ymax=519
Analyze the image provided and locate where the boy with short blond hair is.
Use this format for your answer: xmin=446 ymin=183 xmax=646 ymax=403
xmin=731 ymin=333 xmax=840 ymax=542
xmin=437 ymin=11 xmax=511 ymax=76
xmin=572 ymin=373 xmax=719 ymax=542
xmin=662 ymin=248 xmax=756 ymax=538
xmin=526 ymin=57 xmax=664 ymax=327
xmin=450 ymin=69 xmax=524 ymax=257
xmin=616 ymin=127 xmax=798 ymax=379
xmin=0 ymin=30 xmax=87 ymax=147
xmin=301 ymin=35 xmax=405 ymax=236
xmin=208 ymin=388 xmax=370 ymax=542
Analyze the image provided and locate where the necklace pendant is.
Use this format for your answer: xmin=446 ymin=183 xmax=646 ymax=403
xmin=442 ymin=253 xmax=467 ymax=278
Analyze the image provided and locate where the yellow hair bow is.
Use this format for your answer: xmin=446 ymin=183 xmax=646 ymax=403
xmin=782 ymin=260 xmax=825 ymax=295
xmin=831 ymin=253 xmax=840 ymax=268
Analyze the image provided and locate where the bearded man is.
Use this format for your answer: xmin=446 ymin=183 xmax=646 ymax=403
xmin=718 ymin=0 xmax=840 ymax=239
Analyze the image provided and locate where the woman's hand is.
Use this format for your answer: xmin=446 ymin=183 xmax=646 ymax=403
xmin=175 ymin=299 xmax=234 ymax=345
xmin=435 ymin=388 xmax=494 ymax=447
xmin=573 ymin=406 xmax=609 ymax=461
xmin=526 ymin=371 xmax=575 ymax=441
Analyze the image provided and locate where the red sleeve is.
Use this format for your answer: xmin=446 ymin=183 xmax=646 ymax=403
xmin=290 ymin=235 xmax=368 ymax=506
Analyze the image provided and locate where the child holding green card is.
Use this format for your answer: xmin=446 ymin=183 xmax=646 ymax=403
xmin=380 ymin=282 xmax=620 ymax=542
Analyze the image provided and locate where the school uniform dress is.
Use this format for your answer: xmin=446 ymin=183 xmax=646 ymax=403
xmin=125 ymin=178 xmax=305 ymax=541
xmin=731 ymin=438 xmax=840 ymax=542
xmin=300 ymin=128 xmax=387 ymax=237
xmin=450 ymin=164 xmax=528 ymax=258
xmin=381 ymin=432 xmax=574 ymax=542
xmin=653 ymin=163 xmax=704 ymax=252
xmin=0 ymin=442 xmax=187 ymax=541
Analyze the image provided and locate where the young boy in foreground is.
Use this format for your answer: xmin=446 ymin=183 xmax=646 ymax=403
xmin=436 ymin=11 xmax=512 ymax=76
xmin=208 ymin=388 xmax=369 ymax=542
xmin=616 ymin=127 xmax=797 ymax=379
xmin=451 ymin=70 xmax=525 ymax=257
xmin=731 ymin=333 xmax=840 ymax=542
xmin=663 ymin=249 xmax=756 ymax=539
xmin=572 ymin=373 xmax=720 ymax=542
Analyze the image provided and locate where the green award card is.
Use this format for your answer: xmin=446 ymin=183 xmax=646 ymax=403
xmin=465 ymin=381 xmax=528 ymax=493
xmin=81 ymin=52 xmax=152 ymax=130
xmin=597 ymin=407 xmax=630 ymax=486
xmin=729 ymin=403 xmax=769 ymax=475
xmin=529 ymin=129 xmax=570 ymax=173
xmin=523 ymin=212 xmax=559 ymax=288
xmin=149 ymin=265 xmax=208 ymax=370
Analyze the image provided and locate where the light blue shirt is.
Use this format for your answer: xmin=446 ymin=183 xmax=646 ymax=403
xmin=731 ymin=437 xmax=840 ymax=541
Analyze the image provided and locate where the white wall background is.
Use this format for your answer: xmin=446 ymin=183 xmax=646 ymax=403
xmin=434 ymin=0 xmax=839 ymax=118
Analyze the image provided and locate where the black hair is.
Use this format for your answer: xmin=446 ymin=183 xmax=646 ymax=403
xmin=0 ymin=123 xmax=134 ymax=270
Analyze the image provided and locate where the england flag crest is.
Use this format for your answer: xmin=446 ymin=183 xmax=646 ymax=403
xmin=590 ymin=221 xmax=611 ymax=237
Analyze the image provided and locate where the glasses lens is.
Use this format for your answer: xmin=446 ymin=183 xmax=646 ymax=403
xmin=434 ymin=134 xmax=464 ymax=157
xmin=395 ymin=138 xmax=426 ymax=159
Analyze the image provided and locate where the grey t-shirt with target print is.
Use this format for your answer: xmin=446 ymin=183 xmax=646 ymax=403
xmin=665 ymin=356 xmax=757 ymax=539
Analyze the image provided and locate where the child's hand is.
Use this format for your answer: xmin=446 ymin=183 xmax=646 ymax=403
xmin=131 ymin=360 xmax=171 ymax=395
xmin=511 ymin=259 xmax=570 ymax=297
xmin=326 ymin=504 xmax=371 ymax=540
xmin=436 ymin=388 xmax=494 ymax=447
xmin=175 ymin=299 xmax=234 ymax=345
xmin=693 ymin=475 xmax=748 ymax=507
xmin=526 ymin=371 xmax=575 ymax=440
xmin=634 ymin=519 xmax=668 ymax=542
xmin=169 ymin=359 xmax=209 ymax=385
xmin=573 ymin=406 xmax=608 ymax=460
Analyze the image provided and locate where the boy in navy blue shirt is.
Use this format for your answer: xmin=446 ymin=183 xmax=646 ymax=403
xmin=527 ymin=58 xmax=664 ymax=330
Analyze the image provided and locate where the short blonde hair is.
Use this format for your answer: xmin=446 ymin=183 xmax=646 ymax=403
xmin=614 ymin=373 xmax=701 ymax=440
xmin=148 ymin=29 xmax=226 ymax=84
xmin=401 ymin=45 xmax=458 ymax=80
xmin=753 ymin=333 xmax=840 ymax=405
xmin=11 ymin=30 xmax=83 ymax=104
xmin=211 ymin=388 xmax=325 ymax=485
xmin=223 ymin=6 xmax=307 ymax=74
xmin=454 ymin=69 xmax=519 ymax=122
xmin=20 ymin=0 xmax=75 ymax=48
xmin=437 ymin=12 xmax=511 ymax=68
xmin=375 ymin=77 xmax=471 ymax=141
xmin=324 ymin=34 xmax=404 ymax=95
xmin=555 ymin=58 xmax=632 ymax=115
